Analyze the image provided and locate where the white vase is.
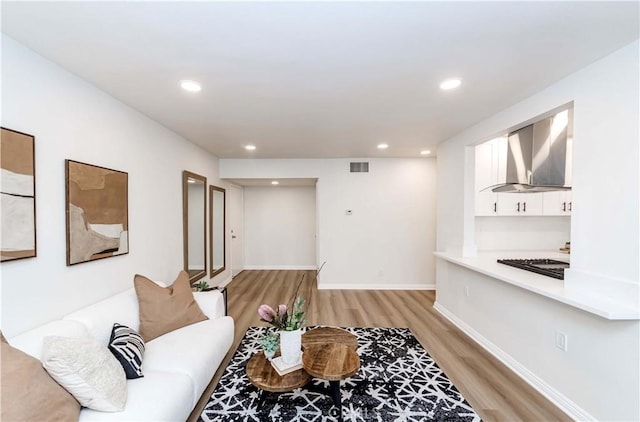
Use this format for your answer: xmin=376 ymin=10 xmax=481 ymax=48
xmin=279 ymin=329 xmax=302 ymax=365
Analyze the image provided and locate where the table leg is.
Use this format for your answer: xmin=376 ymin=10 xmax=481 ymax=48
xmin=329 ymin=380 xmax=344 ymax=421
xmin=329 ymin=380 xmax=341 ymax=407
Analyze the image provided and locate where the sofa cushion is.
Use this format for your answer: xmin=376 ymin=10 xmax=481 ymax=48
xmin=143 ymin=316 xmax=234 ymax=406
xmin=42 ymin=336 xmax=127 ymax=412
xmin=134 ymin=271 xmax=208 ymax=342
xmin=1 ymin=338 xmax=81 ymax=422
xmin=108 ymin=323 xmax=145 ymax=379
xmin=78 ymin=371 xmax=194 ymax=422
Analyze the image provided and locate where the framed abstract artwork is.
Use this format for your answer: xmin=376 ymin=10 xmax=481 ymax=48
xmin=65 ymin=160 xmax=129 ymax=266
xmin=1 ymin=127 xmax=37 ymax=262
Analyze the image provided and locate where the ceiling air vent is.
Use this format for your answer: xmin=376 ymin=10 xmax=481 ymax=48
xmin=350 ymin=162 xmax=369 ymax=173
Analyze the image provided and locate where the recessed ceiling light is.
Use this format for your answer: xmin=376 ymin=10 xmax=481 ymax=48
xmin=377 ymin=143 xmax=389 ymax=150
xmin=244 ymin=145 xmax=256 ymax=151
xmin=271 ymin=181 xmax=279 ymax=185
xmin=421 ymin=150 xmax=431 ymax=155
xmin=439 ymin=78 xmax=462 ymax=90
xmin=180 ymin=80 xmax=202 ymax=92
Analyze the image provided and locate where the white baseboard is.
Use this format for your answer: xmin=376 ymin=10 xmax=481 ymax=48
xmin=243 ymin=265 xmax=317 ymax=270
xmin=319 ymin=283 xmax=435 ymax=290
xmin=433 ymin=301 xmax=595 ymax=422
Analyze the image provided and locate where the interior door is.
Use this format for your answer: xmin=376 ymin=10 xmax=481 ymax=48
xmin=229 ymin=184 xmax=244 ymax=278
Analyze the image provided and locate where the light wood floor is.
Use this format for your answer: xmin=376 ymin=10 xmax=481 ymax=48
xmin=189 ymin=270 xmax=571 ymax=422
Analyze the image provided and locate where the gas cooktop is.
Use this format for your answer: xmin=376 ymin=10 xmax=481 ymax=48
xmin=497 ymin=258 xmax=569 ymax=280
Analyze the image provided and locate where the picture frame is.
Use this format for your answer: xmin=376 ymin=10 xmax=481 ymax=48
xmin=1 ymin=127 xmax=37 ymax=262
xmin=65 ymin=160 xmax=129 ymax=266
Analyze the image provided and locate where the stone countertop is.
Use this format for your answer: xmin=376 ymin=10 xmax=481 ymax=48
xmin=434 ymin=250 xmax=639 ymax=320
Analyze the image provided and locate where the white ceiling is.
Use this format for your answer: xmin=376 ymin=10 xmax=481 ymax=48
xmin=2 ymin=1 xmax=638 ymax=159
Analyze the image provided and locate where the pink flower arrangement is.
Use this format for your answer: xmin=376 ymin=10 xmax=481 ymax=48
xmin=258 ymin=304 xmax=277 ymax=322
xmin=257 ymin=294 xmax=307 ymax=331
xmin=257 ymin=276 xmax=309 ymax=331
xmin=257 ymin=264 xmax=324 ymax=331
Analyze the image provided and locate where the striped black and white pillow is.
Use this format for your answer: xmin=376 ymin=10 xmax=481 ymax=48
xmin=108 ymin=323 xmax=145 ymax=379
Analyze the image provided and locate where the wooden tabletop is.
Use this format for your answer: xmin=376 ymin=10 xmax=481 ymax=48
xmin=302 ymin=343 xmax=360 ymax=381
xmin=246 ymin=351 xmax=311 ymax=393
xmin=302 ymin=327 xmax=358 ymax=351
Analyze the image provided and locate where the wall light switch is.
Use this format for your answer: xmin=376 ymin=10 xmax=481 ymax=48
xmin=555 ymin=331 xmax=568 ymax=352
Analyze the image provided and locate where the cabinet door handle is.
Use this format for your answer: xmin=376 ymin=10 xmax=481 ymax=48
xmin=523 ymin=202 xmax=526 ymax=212
xmin=493 ymin=202 xmax=497 ymax=213
xmin=569 ymin=202 xmax=572 ymax=211
xmin=517 ymin=202 xmax=520 ymax=212
xmin=562 ymin=202 xmax=566 ymax=212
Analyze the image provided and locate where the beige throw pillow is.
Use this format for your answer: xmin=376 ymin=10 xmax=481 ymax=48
xmin=1 ymin=339 xmax=81 ymax=422
xmin=134 ymin=270 xmax=208 ymax=342
xmin=41 ymin=336 xmax=127 ymax=412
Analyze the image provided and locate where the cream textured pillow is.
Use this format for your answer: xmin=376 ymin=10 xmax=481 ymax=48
xmin=134 ymin=270 xmax=208 ymax=342
xmin=41 ymin=336 xmax=127 ymax=412
xmin=1 ymin=339 xmax=81 ymax=421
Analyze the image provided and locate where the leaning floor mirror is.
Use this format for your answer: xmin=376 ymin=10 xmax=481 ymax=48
xmin=209 ymin=185 xmax=226 ymax=277
xmin=183 ymin=171 xmax=207 ymax=283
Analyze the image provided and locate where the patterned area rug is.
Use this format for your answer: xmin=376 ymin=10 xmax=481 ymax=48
xmin=199 ymin=326 xmax=481 ymax=422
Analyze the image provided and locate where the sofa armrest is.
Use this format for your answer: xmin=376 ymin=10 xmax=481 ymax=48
xmin=210 ymin=286 xmax=227 ymax=316
xmin=193 ymin=289 xmax=226 ymax=319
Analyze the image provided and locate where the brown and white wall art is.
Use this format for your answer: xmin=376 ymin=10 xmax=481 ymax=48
xmin=1 ymin=128 xmax=37 ymax=262
xmin=65 ymin=160 xmax=128 ymax=265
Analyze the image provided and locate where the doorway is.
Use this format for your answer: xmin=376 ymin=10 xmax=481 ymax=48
xmin=229 ymin=184 xmax=244 ymax=278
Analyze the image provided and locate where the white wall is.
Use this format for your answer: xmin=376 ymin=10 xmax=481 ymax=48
xmin=243 ymin=186 xmax=316 ymax=269
xmin=436 ymin=40 xmax=639 ymax=420
xmin=221 ymin=158 xmax=437 ymax=289
xmin=0 ymin=36 xmax=230 ymax=336
xmin=475 ymin=216 xmax=571 ymax=251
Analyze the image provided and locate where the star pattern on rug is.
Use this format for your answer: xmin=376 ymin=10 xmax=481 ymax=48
xmin=199 ymin=326 xmax=481 ymax=422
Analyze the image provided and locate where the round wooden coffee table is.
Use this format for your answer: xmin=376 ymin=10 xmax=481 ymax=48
xmin=247 ymin=329 xmax=360 ymax=417
xmin=302 ymin=327 xmax=358 ymax=351
xmin=246 ymin=351 xmax=311 ymax=393
xmin=302 ymin=343 xmax=360 ymax=411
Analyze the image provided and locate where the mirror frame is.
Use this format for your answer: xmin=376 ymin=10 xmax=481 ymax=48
xmin=209 ymin=185 xmax=226 ymax=278
xmin=183 ymin=170 xmax=207 ymax=284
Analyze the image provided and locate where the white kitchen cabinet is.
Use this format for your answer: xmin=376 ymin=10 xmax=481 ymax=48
xmin=543 ymin=190 xmax=572 ymax=216
xmin=476 ymin=194 xmax=498 ymax=216
xmin=474 ymin=137 xmax=506 ymax=216
xmin=497 ymin=192 xmax=544 ymax=216
xmin=475 ymin=140 xmax=497 ymax=215
xmin=475 ymin=134 xmax=572 ymax=218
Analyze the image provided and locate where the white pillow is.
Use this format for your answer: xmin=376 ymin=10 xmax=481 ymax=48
xmin=41 ymin=336 xmax=127 ymax=412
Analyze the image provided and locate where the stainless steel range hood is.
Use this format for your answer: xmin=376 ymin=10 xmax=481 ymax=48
xmin=491 ymin=109 xmax=572 ymax=193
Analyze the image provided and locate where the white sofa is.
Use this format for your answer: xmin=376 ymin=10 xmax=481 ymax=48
xmin=8 ymin=287 xmax=234 ymax=422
